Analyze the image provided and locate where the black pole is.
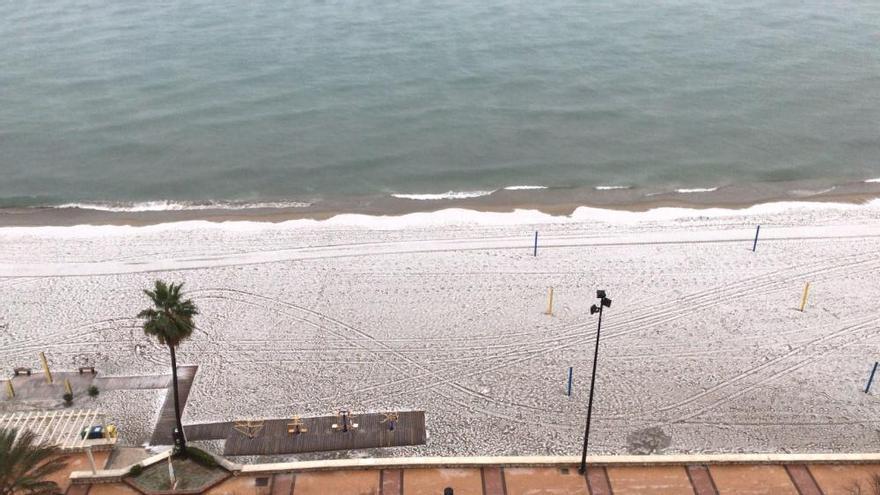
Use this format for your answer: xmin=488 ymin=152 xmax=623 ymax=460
xmin=579 ymin=303 xmax=603 ymax=474
xmin=168 ymin=344 xmax=186 ymax=454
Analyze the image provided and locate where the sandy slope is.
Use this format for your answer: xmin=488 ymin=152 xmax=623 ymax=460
xmin=2 ymin=202 xmax=880 ymax=458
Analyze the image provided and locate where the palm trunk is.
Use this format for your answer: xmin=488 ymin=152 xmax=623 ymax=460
xmin=169 ymin=344 xmax=187 ymax=454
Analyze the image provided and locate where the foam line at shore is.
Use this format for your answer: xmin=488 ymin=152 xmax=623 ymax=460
xmin=675 ymin=187 xmax=719 ymax=193
xmin=503 ymin=185 xmax=547 ymax=190
xmin=391 ymin=190 xmax=496 ymax=200
xmin=0 ymin=199 xmax=877 ymax=237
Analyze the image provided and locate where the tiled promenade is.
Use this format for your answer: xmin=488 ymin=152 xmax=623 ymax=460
xmin=198 ymin=464 xmax=879 ymax=495
xmin=65 ymin=454 xmax=880 ymax=495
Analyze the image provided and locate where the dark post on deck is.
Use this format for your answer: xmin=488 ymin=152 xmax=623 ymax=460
xmin=866 ymin=362 xmax=879 ymax=393
xmin=752 ymin=225 xmax=760 ymax=252
xmin=534 ymin=231 xmax=538 ymax=256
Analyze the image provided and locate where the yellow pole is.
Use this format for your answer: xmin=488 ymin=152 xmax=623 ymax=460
xmin=5 ymin=380 xmax=13 ymax=399
xmin=545 ymin=287 xmax=554 ymax=315
xmin=64 ymin=378 xmax=72 ymax=395
xmin=39 ymin=351 xmax=52 ymax=384
xmin=799 ymin=282 xmax=811 ymax=312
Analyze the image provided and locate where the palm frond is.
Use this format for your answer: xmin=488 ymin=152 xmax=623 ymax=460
xmin=0 ymin=428 xmax=66 ymax=495
xmin=137 ymin=280 xmax=199 ymax=347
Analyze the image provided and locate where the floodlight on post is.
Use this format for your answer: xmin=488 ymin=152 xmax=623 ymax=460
xmin=579 ymin=289 xmax=611 ymax=475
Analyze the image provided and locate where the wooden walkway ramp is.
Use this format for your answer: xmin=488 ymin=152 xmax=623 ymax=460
xmin=95 ymin=374 xmax=170 ymax=391
xmin=185 ymin=411 xmax=426 ymax=456
xmin=149 ymin=365 xmax=197 ymax=445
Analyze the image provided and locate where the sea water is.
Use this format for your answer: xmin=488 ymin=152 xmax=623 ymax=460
xmin=1 ymin=0 xmax=878 ymax=209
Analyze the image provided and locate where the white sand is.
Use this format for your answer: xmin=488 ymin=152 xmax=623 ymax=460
xmin=2 ymin=201 xmax=880 ymax=457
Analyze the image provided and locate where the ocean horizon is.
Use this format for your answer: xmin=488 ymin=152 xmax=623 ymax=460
xmin=1 ymin=0 xmax=879 ymax=213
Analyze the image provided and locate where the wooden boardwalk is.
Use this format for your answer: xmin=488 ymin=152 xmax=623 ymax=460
xmin=184 ymin=421 xmax=230 ymax=441
xmin=95 ymin=374 xmax=170 ymax=391
xmin=149 ymin=365 xmax=198 ymax=445
xmin=185 ymin=411 xmax=426 ymax=456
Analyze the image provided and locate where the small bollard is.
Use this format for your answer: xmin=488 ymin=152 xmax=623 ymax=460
xmin=567 ymin=367 xmax=573 ymax=397
xmin=752 ymin=225 xmax=760 ymax=252
xmin=39 ymin=351 xmax=52 ymax=384
xmin=866 ymin=362 xmax=879 ymax=393
xmin=533 ymin=231 xmax=538 ymax=257
xmin=799 ymin=282 xmax=810 ymax=312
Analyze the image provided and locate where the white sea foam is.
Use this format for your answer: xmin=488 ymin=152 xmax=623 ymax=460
xmin=789 ymin=186 xmax=836 ymax=197
xmin=866 ymin=178 xmax=880 ymax=183
xmin=503 ymin=185 xmax=547 ymax=190
xmin=391 ymin=190 xmax=496 ymax=200
xmin=674 ymin=187 xmax=719 ymax=193
xmin=594 ymin=185 xmax=631 ymax=190
xmin=55 ymin=200 xmax=311 ymax=212
xmin=3 ymin=199 xmax=879 ymax=237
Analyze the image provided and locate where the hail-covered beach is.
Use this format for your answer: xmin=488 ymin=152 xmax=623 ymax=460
xmin=2 ymin=201 xmax=880 ymax=458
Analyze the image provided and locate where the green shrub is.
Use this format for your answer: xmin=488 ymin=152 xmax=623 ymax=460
xmin=62 ymin=392 xmax=73 ymax=407
xmin=128 ymin=464 xmax=143 ymax=477
xmin=87 ymin=385 xmax=99 ymax=397
xmin=184 ymin=446 xmax=218 ymax=468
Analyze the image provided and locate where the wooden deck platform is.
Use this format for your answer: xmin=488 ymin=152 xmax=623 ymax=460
xmin=185 ymin=411 xmax=426 ymax=456
xmin=95 ymin=374 xmax=170 ymax=391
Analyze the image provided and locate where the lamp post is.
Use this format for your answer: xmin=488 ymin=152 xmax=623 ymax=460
xmin=579 ymin=290 xmax=611 ymax=475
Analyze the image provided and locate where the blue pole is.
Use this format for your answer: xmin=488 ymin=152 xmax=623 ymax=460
xmin=866 ymin=362 xmax=878 ymax=393
xmin=534 ymin=231 xmax=538 ymax=257
xmin=567 ymin=367 xmax=573 ymax=396
xmin=752 ymin=225 xmax=760 ymax=252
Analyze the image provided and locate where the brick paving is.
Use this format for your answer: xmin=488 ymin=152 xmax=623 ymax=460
xmin=607 ymin=466 xmax=695 ymax=495
xmin=381 ymin=469 xmax=403 ymax=495
xmin=480 ymin=467 xmax=505 ymax=495
xmin=687 ymin=465 xmax=718 ymax=495
xmin=709 ymin=465 xmax=797 ymax=495
xmin=785 ymin=465 xmax=824 ymax=495
xmin=67 ymin=461 xmax=880 ymax=494
xmin=271 ymin=473 xmax=295 ymax=495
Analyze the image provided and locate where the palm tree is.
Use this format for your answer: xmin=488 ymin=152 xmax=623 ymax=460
xmin=0 ymin=428 xmax=67 ymax=495
xmin=138 ymin=280 xmax=198 ymax=454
